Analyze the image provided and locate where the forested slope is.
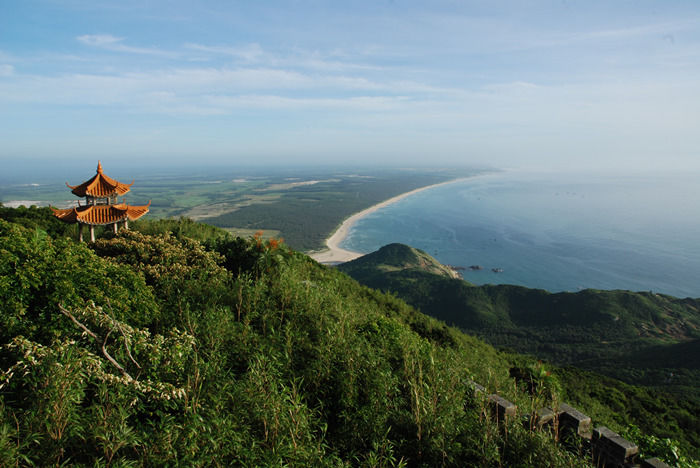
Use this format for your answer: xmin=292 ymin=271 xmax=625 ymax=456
xmin=1 ymin=213 xmax=592 ymax=467
xmin=339 ymin=243 xmax=700 ymax=459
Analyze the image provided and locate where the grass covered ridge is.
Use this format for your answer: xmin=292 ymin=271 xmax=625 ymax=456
xmin=339 ymin=243 xmax=700 ymax=460
xmin=1 ymin=215 xmax=594 ymax=467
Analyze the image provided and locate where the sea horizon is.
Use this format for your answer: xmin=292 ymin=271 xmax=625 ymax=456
xmin=340 ymin=169 xmax=700 ymax=298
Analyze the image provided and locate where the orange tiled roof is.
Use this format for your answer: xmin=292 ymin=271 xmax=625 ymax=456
xmin=51 ymin=202 xmax=150 ymax=225
xmin=66 ymin=161 xmax=134 ymax=198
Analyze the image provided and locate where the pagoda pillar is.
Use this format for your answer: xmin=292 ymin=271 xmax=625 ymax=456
xmin=113 ymin=223 xmax=118 ymax=234
xmin=90 ymin=225 xmax=95 ymax=242
xmin=124 ymin=219 xmax=129 ymax=230
xmin=78 ymin=223 xmax=84 ymax=242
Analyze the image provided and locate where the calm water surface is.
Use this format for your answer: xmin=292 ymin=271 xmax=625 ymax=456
xmin=341 ymin=171 xmax=700 ymax=298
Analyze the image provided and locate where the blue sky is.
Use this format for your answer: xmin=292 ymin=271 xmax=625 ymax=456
xmin=1 ymin=0 xmax=699 ymax=171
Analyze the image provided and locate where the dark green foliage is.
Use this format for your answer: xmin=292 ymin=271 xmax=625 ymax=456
xmin=91 ymin=230 xmax=232 ymax=320
xmin=556 ymin=367 xmax=700 ymax=462
xmin=340 ymin=243 xmax=700 ymax=460
xmin=0 ymin=215 xmax=593 ymax=466
xmin=210 ymin=233 xmax=282 ymax=277
xmin=130 ymin=216 xmax=232 ymax=244
xmin=0 ymin=219 xmax=158 ymax=343
xmin=1 ymin=308 xmax=197 ymax=467
xmin=621 ymin=425 xmax=697 ymax=468
xmin=0 ymin=204 xmax=74 ymax=238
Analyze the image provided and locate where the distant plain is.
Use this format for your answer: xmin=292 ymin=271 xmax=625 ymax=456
xmin=0 ymin=166 xmax=481 ymax=251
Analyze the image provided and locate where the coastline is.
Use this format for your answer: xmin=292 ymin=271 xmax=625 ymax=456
xmin=308 ymin=178 xmax=470 ymax=264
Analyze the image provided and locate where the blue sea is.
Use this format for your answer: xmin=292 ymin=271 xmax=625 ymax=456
xmin=341 ymin=171 xmax=700 ymax=298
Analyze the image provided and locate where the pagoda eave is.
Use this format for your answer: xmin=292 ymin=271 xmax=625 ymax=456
xmin=51 ymin=203 xmax=150 ymax=226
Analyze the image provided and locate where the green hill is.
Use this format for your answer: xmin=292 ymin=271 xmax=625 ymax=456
xmin=0 ymin=212 xmax=697 ymax=466
xmin=339 ymin=243 xmax=461 ymax=279
xmin=338 ymin=244 xmax=700 ymax=380
xmin=0 ymin=214 xmax=590 ymax=467
xmin=339 ymin=243 xmax=700 ymax=457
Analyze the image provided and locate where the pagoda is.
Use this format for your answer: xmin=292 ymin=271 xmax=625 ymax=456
xmin=52 ymin=161 xmax=150 ymax=242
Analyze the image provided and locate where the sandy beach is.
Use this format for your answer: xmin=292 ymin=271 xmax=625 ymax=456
xmin=308 ymin=178 xmax=469 ymax=264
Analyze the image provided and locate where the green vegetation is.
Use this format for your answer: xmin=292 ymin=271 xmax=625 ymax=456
xmin=130 ymin=216 xmax=232 ymax=244
xmin=0 ymin=204 xmax=75 ymax=239
xmin=556 ymin=367 xmax=699 ymax=466
xmin=2 ymin=209 xmax=697 ymax=465
xmin=343 ymin=243 xmax=459 ymax=278
xmin=1 ymin=212 xmax=595 ymax=466
xmin=339 ymin=243 xmax=700 ymax=460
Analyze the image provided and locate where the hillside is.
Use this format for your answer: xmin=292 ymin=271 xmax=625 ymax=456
xmin=1 ymin=210 xmax=697 ymax=465
xmin=338 ymin=244 xmax=700 ymax=380
xmin=1 ymin=212 xmax=601 ymax=467
xmin=339 ymin=243 xmax=700 ymax=457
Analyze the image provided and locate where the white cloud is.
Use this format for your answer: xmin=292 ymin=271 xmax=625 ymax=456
xmin=483 ymin=81 xmax=539 ymax=93
xmin=184 ymin=42 xmax=386 ymax=74
xmin=77 ymin=34 xmax=124 ymax=47
xmin=0 ymin=64 xmax=472 ymax=120
xmin=1 ymin=59 xmax=697 ymax=134
xmin=203 ymin=94 xmax=410 ymax=111
xmin=76 ymin=34 xmax=173 ymax=56
xmin=185 ymin=43 xmax=264 ymax=62
xmin=580 ymin=19 xmax=700 ymax=42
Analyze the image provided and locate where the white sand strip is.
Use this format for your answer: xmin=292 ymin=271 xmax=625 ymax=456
xmin=308 ymin=178 xmax=469 ymax=264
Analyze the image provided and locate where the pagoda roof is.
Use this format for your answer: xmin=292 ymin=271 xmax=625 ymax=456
xmin=67 ymin=161 xmax=134 ymax=198
xmin=51 ymin=202 xmax=150 ymax=225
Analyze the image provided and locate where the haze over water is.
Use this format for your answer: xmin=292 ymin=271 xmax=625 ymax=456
xmin=342 ymin=171 xmax=700 ymax=298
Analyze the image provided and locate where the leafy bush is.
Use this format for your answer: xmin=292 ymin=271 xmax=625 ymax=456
xmin=0 ymin=219 xmax=158 ymax=343
xmin=0 ymin=205 xmax=74 ymax=238
xmin=131 ymin=216 xmax=231 ymax=244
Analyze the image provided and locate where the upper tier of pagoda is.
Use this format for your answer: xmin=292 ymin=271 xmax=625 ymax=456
xmin=66 ymin=161 xmax=134 ymax=199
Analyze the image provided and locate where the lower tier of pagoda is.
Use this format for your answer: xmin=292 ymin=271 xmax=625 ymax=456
xmin=52 ymin=202 xmax=150 ymax=225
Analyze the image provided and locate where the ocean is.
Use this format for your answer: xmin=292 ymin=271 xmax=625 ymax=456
xmin=341 ymin=170 xmax=700 ymax=298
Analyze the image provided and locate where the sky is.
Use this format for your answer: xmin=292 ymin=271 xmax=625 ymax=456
xmin=1 ymin=0 xmax=699 ymax=172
